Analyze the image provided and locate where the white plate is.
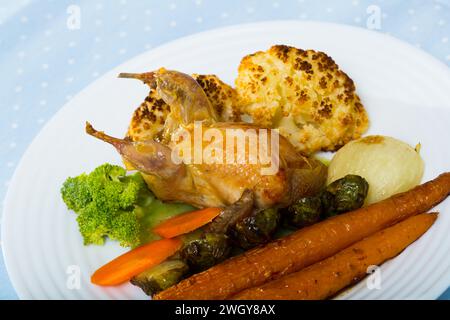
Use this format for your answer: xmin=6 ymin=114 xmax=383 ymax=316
xmin=2 ymin=21 xmax=450 ymax=300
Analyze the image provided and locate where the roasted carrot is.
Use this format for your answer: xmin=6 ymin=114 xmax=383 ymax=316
xmin=154 ymin=207 xmax=222 ymax=238
xmin=233 ymin=213 xmax=437 ymax=300
xmin=154 ymin=172 xmax=450 ymax=300
xmin=91 ymin=238 xmax=182 ymax=286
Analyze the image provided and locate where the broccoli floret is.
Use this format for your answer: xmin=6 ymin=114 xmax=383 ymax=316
xmin=61 ymin=174 xmax=92 ymax=212
xmin=61 ymin=163 xmax=194 ymax=248
xmin=86 ymin=164 xmax=144 ymax=213
xmin=109 ymin=210 xmax=141 ymax=247
xmin=76 ymin=204 xmax=110 ymax=245
xmin=62 ymin=164 xmax=146 ymax=247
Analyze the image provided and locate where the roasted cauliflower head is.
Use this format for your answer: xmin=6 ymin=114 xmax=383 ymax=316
xmin=127 ymin=89 xmax=170 ymax=142
xmin=235 ymin=45 xmax=369 ymax=154
xmin=127 ymin=74 xmax=240 ymax=142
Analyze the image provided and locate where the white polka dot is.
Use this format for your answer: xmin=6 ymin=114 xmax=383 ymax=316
xmin=92 ymin=71 xmax=99 ymax=77
xmin=145 ymin=9 xmax=152 ymax=15
xmin=120 ymin=15 xmax=127 ymax=21
xmin=382 ymin=13 xmax=388 ymax=19
xmin=438 ymin=19 xmax=446 ymax=26
xmin=18 ymin=51 xmax=25 ymax=58
xmin=66 ymin=77 xmax=74 ymax=83
xmin=17 ymin=68 xmax=24 ymax=75
xmin=446 ymin=54 xmax=450 ymax=61
xmin=273 ymin=2 xmax=280 ymax=8
xmin=93 ymin=53 xmax=101 ymax=60
xmin=68 ymin=41 xmax=76 ymax=47
xmin=20 ymin=34 xmax=27 ymax=40
xmin=442 ymin=37 xmax=448 ymax=43
xmin=118 ymin=48 xmax=127 ymax=55
xmin=40 ymin=100 xmax=47 ymax=106
xmin=15 ymin=86 xmax=22 ymax=93
xmin=7 ymin=162 xmax=15 ymax=168
xmin=169 ymin=20 xmax=177 ymax=27
xmin=434 ymin=4 xmax=441 ymax=10
xmin=120 ymin=0 xmax=127 ymax=4
xmin=11 ymin=123 xmax=18 ymax=129
xmin=299 ymin=13 xmax=308 ymax=19
xmin=246 ymin=7 xmax=255 ymax=14
xmin=44 ymin=29 xmax=52 ymax=37
xmin=408 ymin=9 xmax=415 ymax=15
xmin=94 ymin=37 xmax=101 ymax=43
xmin=37 ymin=118 xmax=45 ymax=124
xmin=352 ymin=0 xmax=359 ymax=6
xmin=119 ymin=31 xmax=127 ymax=38
xmin=95 ymin=19 xmax=103 ymax=26
xmin=96 ymin=3 xmax=103 ymax=10
xmin=43 ymin=46 xmax=51 ymax=52
xmin=9 ymin=142 xmax=17 ymax=149
xmin=354 ymin=17 xmax=361 ymax=23
xmin=195 ymin=0 xmax=202 ymax=6
xmin=68 ymin=58 xmax=75 ymax=65
xmin=169 ymin=3 xmax=176 ymax=10
xmin=13 ymin=105 xmax=20 ymax=111
xmin=41 ymin=82 xmax=48 ymax=88
xmin=20 ymin=16 xmax=28 ymax=23
xmin=411 ymin=25 xmax=418 ymax=32
xmin=144 ymin=26 xmax=152 ymax=32
xmin=45 ymin=13 xmax=53 ymax=19
xmin=221 ymin=12 xmax=229 ymax=19
xmin=196 ymin=17 xmax=203 ymax=23
xmin=42 ymin=63 xmax=49 ymax=70
xmin=326 ymin=7 xmax=333 ymax=13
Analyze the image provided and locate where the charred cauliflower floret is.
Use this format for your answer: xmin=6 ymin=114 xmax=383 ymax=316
xmin=127 ymin=89 xmax=170 ymax=142
xmin=127 ymin=74 xmax=239 ymax=142
xmin=192 ymin=74 xmax=240 ymax=122
xmin=235 ymin=45 xmax=369 ymax=154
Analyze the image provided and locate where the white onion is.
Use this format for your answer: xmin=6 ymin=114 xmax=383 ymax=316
xmin=327 ymin=135 xmax=424 ymax=205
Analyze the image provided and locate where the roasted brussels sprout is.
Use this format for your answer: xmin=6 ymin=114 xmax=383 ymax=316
xmin=320 ymin=190 xmax=335 ymax=217
xmin=130 ymin=259 xmax=188 ymax=296
xmin=283 ymin=196 xmax=322 ymax=228
xmin=181 ymin=233 xmax=231 ymax=272
xmin=229 ymin=208 xmax=280 ymax=250
xmin=322 ymin=174 xmax=369 ymax=217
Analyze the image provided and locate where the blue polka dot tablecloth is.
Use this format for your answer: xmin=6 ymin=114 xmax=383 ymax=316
xmin=0 ymin=0 xmax=449 ymax=300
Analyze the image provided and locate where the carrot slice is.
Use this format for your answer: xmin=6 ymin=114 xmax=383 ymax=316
xmin=91 ymin=238 xmax=182 ymax=286
xmin=153 ymin=207 xmax=222 ymax=239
